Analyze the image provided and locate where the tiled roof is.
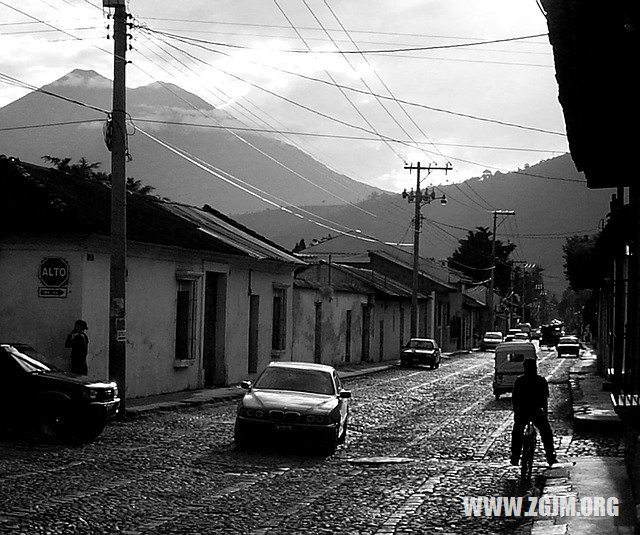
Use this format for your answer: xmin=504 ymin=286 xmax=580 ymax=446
xmin=333 ymin=264 xmax=421 ymax=298
xmin=302 ymin=234 xmax=470 ymax=289
xmin=0 ymin=156 xmax=302 ymax=264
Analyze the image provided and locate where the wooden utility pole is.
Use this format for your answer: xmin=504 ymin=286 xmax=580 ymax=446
xmin=487 ymin=210 xmax=515 ymax=331
xmin=105 ymin=0 xmax=128 ymax=415
xmin=402 ymin=162 xmax=451 ymax=339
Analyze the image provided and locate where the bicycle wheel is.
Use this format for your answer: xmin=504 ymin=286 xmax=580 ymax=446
xmin=520 ymin=438 xmax=533 ymax=484
xmin=520 ymin=424 xmax=535 ymax=485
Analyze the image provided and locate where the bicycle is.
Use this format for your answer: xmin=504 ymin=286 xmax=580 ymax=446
xmin=520 ymin=420 xmax=537 ymax=486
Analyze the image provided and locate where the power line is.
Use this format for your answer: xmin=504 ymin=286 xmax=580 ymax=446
xmin=134 ymin=28 xmax=384 ymax=216
xmin=142 ymin=27 xmax=549 ymax=55
xmin=140 ymin=25 xmax=565 ymax=138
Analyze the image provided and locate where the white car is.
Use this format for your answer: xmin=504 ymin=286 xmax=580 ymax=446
xmin=234 ymin=361 xmax=351 ymax=455
xmin=480 ymin=331 xmax=503 ymax=351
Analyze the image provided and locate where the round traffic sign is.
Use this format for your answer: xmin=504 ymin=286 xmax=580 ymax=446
xmin=39 ymin=257 xmax=70 ymax=287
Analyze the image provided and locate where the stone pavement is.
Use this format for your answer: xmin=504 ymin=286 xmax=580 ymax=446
xmin=532 ymin=351 xmax=639 ymax=535
xmin=125 ymin=351 xmax=470 ymax=417
xmin=125 ymin=361 xmax=398 ymax=417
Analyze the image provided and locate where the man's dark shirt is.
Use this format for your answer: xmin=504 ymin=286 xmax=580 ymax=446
xmin=65 ymin=332 xmax=88 ymax=375
xmin=512 ymin=373 xmax=549 ymax=415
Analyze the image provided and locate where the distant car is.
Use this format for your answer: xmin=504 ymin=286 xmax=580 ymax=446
xmin=504 ymin=329 xmax=521 ymax=342
xmin=513 ymin=332 xmax=530 ymax=341
xmin=234 ymin=361 xmax=351 ymax=455
xmin=480 ymin=332 xmax=504 ymax=351
xmin=400 ymin=338 xmax=441 ymax=368
xmin=0 ymin=343 xmax=120 ymax=441
xmin=531 ymin=328 xmax=541 ymax=340
xmin=556 ymin=336 xmax=582 ymax=357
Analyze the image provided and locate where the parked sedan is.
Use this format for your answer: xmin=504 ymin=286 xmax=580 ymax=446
xmin=480 ymin=331 xmax=503 ymax=351
xmin=556 ymin=336 xmax=582 ymax=357
xmin=234 ymin=361 xmax=351 ymax=455
xmin=0 ymin=343 xmax=120 ymax=441
xmin=400 ymin=338 xmax=441 ymax=368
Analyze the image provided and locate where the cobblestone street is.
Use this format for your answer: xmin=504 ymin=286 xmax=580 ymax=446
xmin=0 ymin=348 xmax=623 ymax=534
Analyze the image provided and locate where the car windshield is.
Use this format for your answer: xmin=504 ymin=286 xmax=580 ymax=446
xmin=559 ymin=336 xmax=578 ymax=343
xmin=5 ymin=346 xmax=55 ymax=373
xmin=407 ymin=340 xmax=435 ymax=350
xmin=253 ymin=367 xmax=336 ymax=395
xmin=485 ymin=333 xmax=502 ymax=339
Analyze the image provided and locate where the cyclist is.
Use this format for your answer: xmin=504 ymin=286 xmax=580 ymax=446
xmin=510 ymin=358 xmax=557 ymax=467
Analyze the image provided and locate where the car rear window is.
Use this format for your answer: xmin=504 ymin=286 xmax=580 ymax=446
xmin=559 ymin=337 xmax=578 ymax=343
xmin=407 ymin=340 xmax=435 ymax=350
xmin=485 ymin=333 xmax=502 ymax=339
xmin=254 ymin=368 xmax=335 ymax=395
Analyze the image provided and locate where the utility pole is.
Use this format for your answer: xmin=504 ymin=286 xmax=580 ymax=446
xmin=487 ymin=210 xmax=515 ymax=331
xmin=104 ymin=0 xmax=128 ymax=415
xmin=515 ymin=262 xmax=536 ymax=322
xmin=402 ymin=162 xmax=451 ymax=338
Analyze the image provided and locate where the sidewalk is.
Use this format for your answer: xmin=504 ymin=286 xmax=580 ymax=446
xmin=125 ymin=360 xmax=398 ymax=418
xmin=124 ymin=350 xmax=471 ymax=417
xmin=532 ymin=352 xmax=638 ymax=535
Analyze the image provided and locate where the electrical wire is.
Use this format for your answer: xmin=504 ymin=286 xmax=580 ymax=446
xmin=133 ymin=27 xmax=382 ymax=217
xmin=140 ymin=25 xmax=565 ymax=138
xmin=144 ymin=27 xmax=549 ymax=55
xmin=275 ymin=0 xmax=407 ymax=163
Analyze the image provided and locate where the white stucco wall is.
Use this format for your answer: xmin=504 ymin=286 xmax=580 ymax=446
xmin=224 ymin=267 xmax=294 ymax=384
xmin=0 ymin=241 xmax=84 ymax=371
xmin=0 ymin=238 xmax=296 ymax=398
xmin=292 ymin=288 xmax=368 ymax=366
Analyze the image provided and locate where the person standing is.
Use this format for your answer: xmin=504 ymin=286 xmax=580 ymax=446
xmin=65 ymin=320 xmax=89 ymax=375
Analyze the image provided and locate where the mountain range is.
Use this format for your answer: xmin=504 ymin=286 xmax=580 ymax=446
xmin=235 ymin=155 xmax=612 ymax=297
xmin=0 ymin=69 xmax=379 ymax=214
xmin=0 ymin=69 xmax=613 ymax=297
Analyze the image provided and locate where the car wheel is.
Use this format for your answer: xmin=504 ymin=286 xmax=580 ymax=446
xmin=434 ymin=357 xmax=440 ymax=369
xmin=322 ymin=428 xmax=339 ymax=455
xmin=75 ymin=417 xmax=107 ymax=443
xmin=400 ymin=358 xmax=409 ymax=367
xmin=234 ymin=421 xmax=251 ymax=450
xmin=39 ymin=400 xmax=72 ymax=441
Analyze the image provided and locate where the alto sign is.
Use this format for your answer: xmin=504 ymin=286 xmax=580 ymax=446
xmin=38 ymin=257 xmax=70 ymax=298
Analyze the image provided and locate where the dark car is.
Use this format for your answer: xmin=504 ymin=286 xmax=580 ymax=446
xmin=556 ymin=336 xmax=582 ymax=358
xmin=480 ymin=331 xmax=503 ymax=351
xmin=234 ymin=361 xmax=350 ymax=455
xmin=400 ymin=338 xmax=441 ymax=368
xmin=0 ymin=343 xmax=120 ymax=441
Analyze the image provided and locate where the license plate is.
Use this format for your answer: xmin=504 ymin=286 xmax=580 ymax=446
xmin=275 ymin=425 xmax=292 ymax=432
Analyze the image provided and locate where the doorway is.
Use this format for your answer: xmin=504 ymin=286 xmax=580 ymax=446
xmin=248 ymin=295 xmax=259 ymax=374
xmin=203 ymin=272 xmax=226 ymax=386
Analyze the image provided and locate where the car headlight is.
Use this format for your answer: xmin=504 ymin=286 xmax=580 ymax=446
xmin=83 ymin=388 xmax=99 ymax=400
xmin=305 ymin=414 xmax=327 ymax=424
xmin=240 ymin=407 xmax=265 ymax=418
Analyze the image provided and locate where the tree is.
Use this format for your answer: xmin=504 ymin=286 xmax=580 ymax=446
xmin=292 ymin=238 xmax=307 ymax=254
xmin=447 ymin=226 xmax=516 ymax=295
xmin=561 ymin=233 xmax=601 ymax=335
xmin=562 ymin=234 xmax=599 ymax=290
xmin=42 ymin=156 xmax=155 ymax=196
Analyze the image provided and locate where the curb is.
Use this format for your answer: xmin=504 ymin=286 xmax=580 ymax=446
xmin=123 ymin=350 xmax=474 ymax=419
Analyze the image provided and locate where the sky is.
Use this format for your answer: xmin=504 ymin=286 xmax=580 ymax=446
xmin=0 ymin=0 xmax=570 ymax=193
